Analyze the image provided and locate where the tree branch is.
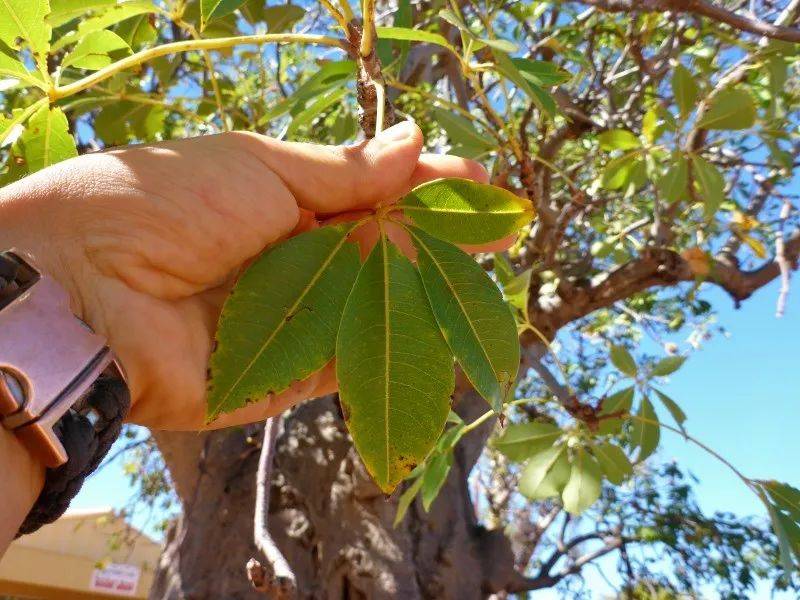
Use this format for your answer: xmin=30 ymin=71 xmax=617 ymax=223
xmin=581 ymin=0 xmax=800 ymax=42
xmin=247 ymin=417 xmax=296 ymax=599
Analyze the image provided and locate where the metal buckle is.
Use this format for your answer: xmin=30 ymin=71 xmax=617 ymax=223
xmin=0 ymin=250 xmax=116 ymax=468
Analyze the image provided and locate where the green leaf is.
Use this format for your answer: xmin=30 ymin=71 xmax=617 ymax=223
xmin=493 ymin=50 xmax=556 ymax=117
xmin=51 ymin=1 xmax=155 ymax=51
xmin=18 ymin=105 xmax=77 ymax=173
xmin=651 ymin=355 xmax=686 ymax=376
xmin=762 ymin=481 xmax=800 ymax=522
xmin=672 ymin=63 xmax=699 ymax=119
xmin=201 ymin=0 xmax=245 ymax=30
xmin=691 ymin=155 xmax=725 ymax=217
xmin=766 ymin=501 xmax=800 ymax=570
xmin=399 ymin=178 xmax=535 ymax=245
xmin=62 ymin=29 xmax=130 ymax=70
xmin=696 ymin=88 xmax=756 ymax=130
xmin=393 ymin=475 xmax=424 ymax=527
xmin=597 ymin=386 xmax=634 ymax=435
xmin=598 ymin=129 xmax=640 ymax=151
xmin=114 ymin=13 xmax=157 ymax=48
xmin=653 ymin=389 xmax=687 ymax=431
xmin=286 ymin=87 xmax=348 ymax=138
xmin=642 ymin=108 xmax=661 ymax=143
xmin=336 ymin=236 xmax=455 ymax=494
xmin=657 ymin=156 xmax=689 ymax=203
xmin=600 ymin=153 xmax=639 ymax=190
xmin=503 ymin=269 xmax=531 ymax=312
xmin=421 ymin=452 xmax=452 ymax=511
xmin=0 ymin=40 xmax=45 ymax=89
xmin=562 ymin=448 xmax=602 ymax=515
xmin=0 ymin=0 xmax=51 ymax=59
xmin=518 ymin=445 xmax=570 ymax=500
xmin=631 ymin=397 xmax=660 ymax=461
xmin=491 ymin=421 xmax=561 ymax=462
xmin=511 ymin=58 xmax=570 ymax=86
xmin=262 ymin=4 xmax=305 ymax=32
xmin=207 ymin=224 xmax=360 ymax=420
xmin=609 ymin=345 xmax=637 ymax=376
xmin=409 ymin=226 xmax=519 ymax=412
xmin=434 ymin=107 xmax=495 ymax=159
xmin=47 ymin=0 xmax=116 ymax=28
xmin=376 ymin=26 xmax=454 ymax=53
xmin=592 ymin=442 xmax=632 ymax=485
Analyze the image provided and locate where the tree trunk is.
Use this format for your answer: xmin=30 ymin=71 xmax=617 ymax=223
xmin=149 ymin=390 xmax=521 ymax=599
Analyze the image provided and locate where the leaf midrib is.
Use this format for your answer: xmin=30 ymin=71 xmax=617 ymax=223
xmin=403 ymin=204 xmax=526 ymax=216
xmin=380 ymin=234 xmax=391 ymax=485
xmin=212 ymin=229 xmax=350 ymax=413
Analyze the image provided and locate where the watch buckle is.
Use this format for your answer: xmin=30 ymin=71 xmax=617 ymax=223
xmin=0 ymin=250 xmax=117 ymax=468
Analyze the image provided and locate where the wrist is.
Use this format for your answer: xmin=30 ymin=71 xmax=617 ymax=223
xmin=0 ymin=425 xmax=44 ymax=551
xmin=0 ymin=171 xmax=89 ymax=321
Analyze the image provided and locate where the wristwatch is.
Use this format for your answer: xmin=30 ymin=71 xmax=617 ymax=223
xmin=0 ymin=249 xmax=130 ymax=536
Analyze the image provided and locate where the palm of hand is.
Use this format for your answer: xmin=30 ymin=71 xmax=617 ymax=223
xmin=2 ymin=126 xmax=490 ymax=430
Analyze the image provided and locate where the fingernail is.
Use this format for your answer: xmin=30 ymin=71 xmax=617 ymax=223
xmin=373 ymin=120 xmax=416 ymax=146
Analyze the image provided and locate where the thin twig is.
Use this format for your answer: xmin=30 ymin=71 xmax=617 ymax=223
xmin=247 ymin=417 xmax=296 ymax=599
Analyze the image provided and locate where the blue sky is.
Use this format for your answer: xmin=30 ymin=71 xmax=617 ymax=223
xmin=71 ymin=274 xmax=798 ymax=594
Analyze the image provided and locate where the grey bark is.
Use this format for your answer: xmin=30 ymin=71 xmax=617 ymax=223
xmin=149 ymin=390 xmax=520 ymax=600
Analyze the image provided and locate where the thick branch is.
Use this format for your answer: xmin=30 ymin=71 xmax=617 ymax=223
xmin=582 ymin=0 xmax=800 ymax=42
xmin=530 ymin=231 xmax=800 ymax=336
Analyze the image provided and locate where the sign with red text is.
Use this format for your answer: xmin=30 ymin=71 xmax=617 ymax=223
xmin=89 ymin=563 xmax=140 ymax=597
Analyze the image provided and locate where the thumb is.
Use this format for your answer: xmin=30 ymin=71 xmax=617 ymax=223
xmin=229 ymin=121 xmax=424 ymax=215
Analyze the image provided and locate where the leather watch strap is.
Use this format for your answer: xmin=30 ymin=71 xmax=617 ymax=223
xmin=0 ymin=251 xmax=131 ymax=536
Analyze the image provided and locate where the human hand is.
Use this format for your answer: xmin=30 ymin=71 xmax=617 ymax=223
xmin=0 ymin=122 xmax=496 ymax=430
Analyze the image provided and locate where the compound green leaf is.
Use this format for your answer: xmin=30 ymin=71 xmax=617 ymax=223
xmin=597 ymin=385 xmax=634 ymax=435
xmin=672 ymin=63 xmax=699 ymax=119
xmin=400 ymin=178 xmax=535 ymax=245
xmin=691 ymin=155 xmax=725 ymax=217
xmin=598 ymin=129 xmax=640 ymax=151
xmin=592 ymin=442 xmax=632 ymax=485
xmin=491 ymin=421 xmax=561 ymax=462
xmin=18 ymin=105 xmax=77 ymax=173
xmin=696 ymin=88 xmax=756 ymax=130
xmin=201 ymin=0 xmax=245 ymax=30
xmin=631 ymin=397 xmax=660 ymax=461
xmin=410 ymin=226 xmax=519 ymax=412
xmin=610 ymin=345 xmax=637 ymax=376
xmin=0 ymin=0 xmax=51 ymax=60
xmin=519 ymin=445 xmax=570 ymax=500
xmin=207 ymin=224 xmax=360 ymax=420
xmin=562 ymin=448 xmax=603 ymax=515
xmin=62 ymin=28 xmax=130 ymax=70
xmin=337 ymin=236 xmax=454 ymax=494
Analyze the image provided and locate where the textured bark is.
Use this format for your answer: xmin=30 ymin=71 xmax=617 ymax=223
xmin=150 ymin=390 xmax=520 ymax=600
